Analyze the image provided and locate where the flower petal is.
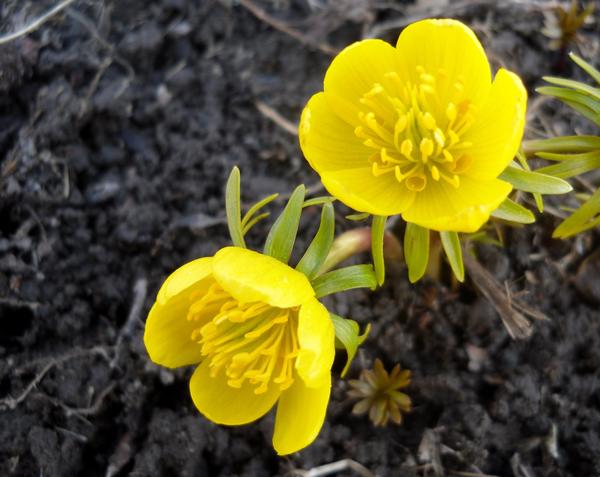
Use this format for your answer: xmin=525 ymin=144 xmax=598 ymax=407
xmin=300 ymin=92 xmax=373 ymax=172
xmin=189 ymin=360 xmax=281 ymax=426
xmin=295 ymin=299 xmax=335 ymax=388
xmin=324 ymin=39 xmax=402 ymax=115
xmin=157 ymin=257 xmax=213 ymax=305
xmin=320 ymin=168 xmax=415 ymax=216
xmin=272 ymin=373 xmax=331 ymax=455
xmin=402 ymin=177 xmax=512 ymax=232
xmin=213 ymin=247 xmax=314 ymax=308
xmin=396 ymin=19 xmax=491 ymax=106
xmin=144 ymin=258 xmax=214 ymax=368
xmin=463 ymin=69 xmax=527 ymax=180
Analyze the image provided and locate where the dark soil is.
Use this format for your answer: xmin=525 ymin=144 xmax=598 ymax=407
xmin=1 ymin=1 xmax=599 ymax=476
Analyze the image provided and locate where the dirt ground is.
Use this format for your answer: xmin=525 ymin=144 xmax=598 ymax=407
xmin=1 ymin=0 xmax=599 ymax=476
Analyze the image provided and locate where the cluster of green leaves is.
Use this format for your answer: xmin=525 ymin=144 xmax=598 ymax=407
xmin=225 ymin=167 xmax=372 ymax=374
xmin=525 ymin=53 xmax=600 ymax=238
xmin=395 ymin=158 xmax=572 ymax=284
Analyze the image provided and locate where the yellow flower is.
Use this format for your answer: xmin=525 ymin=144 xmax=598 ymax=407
xmin=144 ymin=246 xmax=335 ymax=455
xmin=300 ymin=19 xmax=527 ymax=232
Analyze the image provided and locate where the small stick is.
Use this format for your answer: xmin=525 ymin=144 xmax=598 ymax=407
xmin=110 ymin=278 xmax=148 ymax=368
xmin=462 ymin=251 xmax=534 ymax=339
xmin=291 ymin=459 xmax=376 ymax=477
xmin=0 ymin=0 xmax=79 ymax=45
xmin=238 ymin=0 xmax=339 ymax=56
xmin=255 ymin=100 xmax=298 ymax=136
xmin=0 ymin=346 xmax=109 ymax=411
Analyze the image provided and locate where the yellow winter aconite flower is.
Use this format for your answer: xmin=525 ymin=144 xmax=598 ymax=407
xmin=300 ymin=19 xmax=527 ymax=232
xmin=144 ymin=246 xmax=335 ymax=455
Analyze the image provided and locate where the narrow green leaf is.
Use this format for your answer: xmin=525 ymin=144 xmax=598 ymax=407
xmin=570 ymin=52 xmax=600 ymax=85
xmin=225 ymin=166 xmax=246 ymax=248
xmin=524 ymin=136 xmax=600 ymax=154
xmin=542 ymin=76 xmax=600 ymax=100
xmin=312 ymin=264 xmax=377 ymax=298
xmin=537 ymin=86 xmax=600 ymax=113
xmin=296 ymin=202 xmax=335 ymax=279
xmin=303 ymin=196 xmax=335 ymax=208
xmin=554 ymin=187 xmax=600 ymax=238
xmin=372 ymin=215 xmax=387 ymax=286
xmin=404 ymin=223 xmax=430 ymax=283
xmin=242 ymin=212 xmax=270 ymax=235
xmin=263 ymin=185 xmax=305 ymax=263
xmin=537 ymin=151 xmax=600 ymax=179
xmin=536 ymin=86 xmax=600 ymax=126
xmin=241 ymin=193 xmax=279 ymax=229
xmin=440 ymin=231 xmax=464 ymax=282
xmin=346 ymin=212 xmax=370 ymax=221
xmin=468 ymin=231 xmax=503 ymax=247
xmin=561 ymin=99 xmax=600 ymax=127
xmin=330 ymin=314 xmax=370 ymax=378
xmin=516 ymin=150 xmax=544 ymax=212
xmin=491 ymin=198 xmax=535 ymax=224
xmin=499 ymin=166 xmax=573 ymax=194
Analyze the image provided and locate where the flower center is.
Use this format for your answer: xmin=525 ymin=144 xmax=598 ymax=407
xmin=355 ymin=65 xmax=477 ymax=192
xmin=187 ymin=283 xmax=298 ymax=395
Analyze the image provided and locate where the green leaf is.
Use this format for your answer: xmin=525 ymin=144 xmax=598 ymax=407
xmin=303 ymin=196 xmax=335 ymax=208
xmin=524 ymin=135 xmax=600 ymax=154
xmin=468 ymin=231 xmax=503 ymax=247
xmin=499 ymin=165 xmax=573 ymax=194
xmin=225 ymin=166 xmax=246 ymax=248
xmin=536 ymin=86 xmax=600 ymax=126
xmin=241 ymin=193 xmax=279 ymax=230
xmin=542 ymin=76 xmax=600 ymax=100
xmin=491 ymin=198 xmax=536 ymax=224
xmin=537 ymin=151 xmax=600 ymax=179
xmin=404 ymin=223 xmax=430 ymax=283
xmin=346 ymin=212 xmax=370 ymax=221
xmin=516 ymin=149 xmax=544 ymax=212
xmin=440 ymin=231 xmax=464 ymax=282
xmin=296 ymin=202 xmax=335 ymax=279
xmin=242 ymin=212 xmax=270 ymax=235
xmin=312 ymin=264 xmax=377 ymax=298
xmin=372 ymin=215 xmax=387 ymax=286
xmin=554 ymin=187 xmax=600 ymax=238
xmin=330 ymin=314 xmax=370 ymax=377
xmin=570 ymin=52 xmax=600 ymax=85
xmin=263 ymin=185 xmax=305 ymax=263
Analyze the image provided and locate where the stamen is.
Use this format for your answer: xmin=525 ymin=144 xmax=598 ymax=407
xmin=188 ymin=284 xmax=300 ymax=394
xmin=359 ymin=65 xmax=478 ymax=191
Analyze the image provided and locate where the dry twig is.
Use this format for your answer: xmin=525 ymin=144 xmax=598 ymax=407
xmin=110 ymin=278 xmax=148 ymax=368
xmin=255 ymin=100 xmax=298 ymax=136
xmin=463 ymin=251 xmax=548 ymax=339
xmin=238 ymin=0 xmax=339 ymax=56
xmin=0 ymin=0 xmax=79 ymax=45
xmin=0 ymin=346 xmax=110 ymax=411
xmin=289 ymin=458 xmax=376 ymax=477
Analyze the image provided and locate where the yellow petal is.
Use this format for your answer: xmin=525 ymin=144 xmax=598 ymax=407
xmin=463 ymin=69 xmax=527 ymax=180
xmin=212 ymin=247 xmax=314 ymax=308
xmin=323 ymin=39 xmax=401 ymax=116
xmin=189 ymin=360 xmax=281 ymax=425
xmin=300 ymin=92 xmax=373 ymax=172
xmin=402 ymin=177 xmax=512 ymax=232
xmin=156 ymin=257 xmax=213 ymax=305
xmin=320 ymin=168 xmax=415 ymax=216
xmin=144 ymin=258 xmax=214 ymax=368
xmin=396 ymin=19 xmax=492 ymax=106
xmin=295 ymin=299 xmax=335 ymax=388
xmin=272 ymin=373 xmax=331 ymax=455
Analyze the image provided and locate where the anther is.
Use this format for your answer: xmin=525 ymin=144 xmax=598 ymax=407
xmin=419 ymin=138 xmax=434 ymax=163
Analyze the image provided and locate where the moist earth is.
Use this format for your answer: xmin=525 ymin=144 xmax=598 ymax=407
xmin=1 ymin=1 xmax=599 ymax=476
